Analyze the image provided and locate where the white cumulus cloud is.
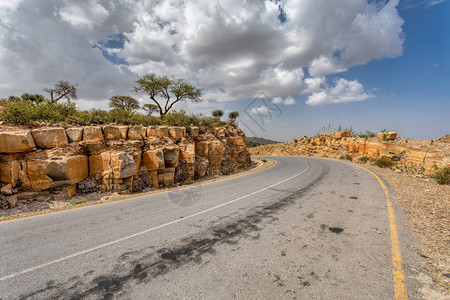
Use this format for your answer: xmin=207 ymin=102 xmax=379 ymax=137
xmin=305 ymin=78 xmax=374 ymax=106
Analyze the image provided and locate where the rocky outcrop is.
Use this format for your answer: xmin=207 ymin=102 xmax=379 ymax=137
xmin=250 ymin=133 xmax=449 ymax=174
xmin=0 ymin=125 xmax=250 ymax=209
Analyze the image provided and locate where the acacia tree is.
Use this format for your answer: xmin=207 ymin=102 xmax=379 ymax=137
xmin=143 ymin=103 xmax=158 ymax=116
xmin=109 ymin=95 xmax=140 ymax=113
xmin=43 ymin=80 xmax=78 ymax=103
xmin=134 ymin=73 xmax=202 ymax=117
xmin=228 ymin=111 xmax=239 ymax=125
xmin=212 ymin=110 xmax=224 ymax=119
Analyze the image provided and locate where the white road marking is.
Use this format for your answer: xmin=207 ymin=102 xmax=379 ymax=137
xmin=0 ymin=161 xmax=309 ymax=281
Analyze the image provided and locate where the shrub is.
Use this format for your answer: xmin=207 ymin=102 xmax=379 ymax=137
xmin=70 ymin=199 xmax=86 ymax=205
xmin=374 ymin=157 xmax=395 ymax=168
xmin=0 ymin=100 xmax=35 ymax=124
xmin=345 ymin=154 xmax=353 ymax=161
xmin=262 ymin=159 xmax=267 ymax=163
xmin=431 ymin=167 xmax=450 ymax=185
xmin=358 ymin=156 xmax=369 ymax=163
xmin=311 ymin=141 xmax=317 ymax=146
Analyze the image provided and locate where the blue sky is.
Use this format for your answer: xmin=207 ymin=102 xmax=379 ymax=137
xmin=0 ymin=0 xmax=448 ymax=140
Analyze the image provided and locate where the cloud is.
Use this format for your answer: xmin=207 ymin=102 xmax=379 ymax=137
xmin=305 ymin=78 xmax=374 ymax=105
xmin=401 ymin=0 xmax=448 ymax=8
xmin=0 ymin=0 xmax=404 ymax=109
xmin=250 ymin=105 xmax=272 ymax=115
xmin=283 ymin=96 xmax=296 ymax=105
xmin=59 ymin=1 xmax=109 ymax=29
xmin=272 ymin=97 xmax=283 ymax=104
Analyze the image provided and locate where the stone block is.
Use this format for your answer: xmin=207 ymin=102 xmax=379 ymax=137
xmin=31 ymin=128 xmax=68 ymax=148
xmin=66 ymin=127 xmax=83 ymax=142
xmin=0 ymin=130 xmax=36 ymax=153
xmin=83 ymin=126 xmax=104 ymax=142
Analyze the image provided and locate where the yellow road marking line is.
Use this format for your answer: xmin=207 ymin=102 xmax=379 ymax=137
xmin=0 ymin=160 xmax=277 ymax=224
xmin=357 ymin=165 xmax=408 ymax=300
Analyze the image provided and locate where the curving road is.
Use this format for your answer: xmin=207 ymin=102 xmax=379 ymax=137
xmin=0 ymin=156 xmax=421 ymax=299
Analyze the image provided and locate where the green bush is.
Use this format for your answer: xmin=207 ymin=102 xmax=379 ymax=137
xmin=431 ymin=167 xmax=450 ymax=185
xmin=358 ymin=156 xmax=369 ymax=163
xmin=345 ymin=155 xmax=353 ymax=161
xmin=374 ymin=157 xmax=395 ymax=168
xmin=0 ymin=100 xmax=36 ymax=124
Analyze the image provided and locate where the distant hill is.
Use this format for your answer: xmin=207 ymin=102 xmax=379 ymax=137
xmin=247 ymin=136 xmax=280 ymax=148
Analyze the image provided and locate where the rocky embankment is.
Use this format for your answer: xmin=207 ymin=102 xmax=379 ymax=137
xmin=0 ymin=125 xmax=251 ymax=210
xmin=250 ymin=131 xmax=449 ymax=174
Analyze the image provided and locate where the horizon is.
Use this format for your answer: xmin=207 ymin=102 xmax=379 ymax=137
xmin=0 ymin=0 xmax=448 ymax=140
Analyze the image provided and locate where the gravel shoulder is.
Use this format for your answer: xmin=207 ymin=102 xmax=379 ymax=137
xmin=364 ymin=164 xmax=449 ymax=297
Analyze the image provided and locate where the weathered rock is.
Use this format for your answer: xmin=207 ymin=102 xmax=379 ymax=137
xmin=128 ymin=126 xmax=146 ymax=140
xmin=6 ymin=194 xmax=18 ymax=208
xmin=103 ymin=126 xmax=128 ymax=140
xmin=26 ymin=155 xmax=89 ymax=191
xmin=164 ymin=147 xmax=179 ymax=167
xmin=191 ymin=126 xmax=199 ymax=137
xmin=31 ymin=128 xmax=68 ymax=148
xmin=158 ymin=172 xmax=174 ymax=186
xmin=168 ymin=127 xmax=184 ymax=139
xmin=110 ymin=151 xmax=141 ymax=178
xmin=83 ymin=126 xmax=104 ymax=142
xmin=66 ymin=127 xmax=83 ymax=142
xmin=377 ymin=132 xmax=397 ymax=140
xmin=53 ymin=185 xmax=77 ymax=201
xmin=335 ymin=131 xmax=350 ymax=139
xmin=148 ymin=126 xmax=169 ymax=138
xmin=149 ymin=170 xmax=159 ymax=188
xmin=195 ymin=141 xmax=209 ymax=157
xmin=142 ymin=149 xmax=165 ymax=171
xmin=180 ymin=143 xmax=195 ymax=164
xmin=1 ymin=183 xmax=13 ymax=195
xmin=89 ymin=153 xmax=112 ymax=179
xmin=0 ymin=130 xmax=36 ymax=153
xmin=0 ymin=160 xmax=20 ymax=186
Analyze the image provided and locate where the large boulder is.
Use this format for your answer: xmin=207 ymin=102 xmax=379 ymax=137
xmin=0 ymin=130 xmax=36 ymax=153
xmin=180 ymin=143 xmax=195 ymax=164
xmin=110 ymin=151 xmax=141 ymax=179
xmin=0 ymin=160 xmax=19 ymax=186
xmin=83 ymin=126 xmax=104 ymax=142
xmin=168 ymin=127 xmax=184 ymax=139
xmin=103 ymin=126 xmax=128 ymax=140
xmin=164 ymin=147 xmax=179 ymax=167
xmin=147 ymin=126 xmax=169 ymax=138
xmin=195 ymin=141 xmax=209 ymax=157
xmin=31 ymin=128 xmax=68 ymax=148
xmin=128 ymin=126 xmax=146 ymax=140
xmin=190 ymin=126 xmax=199 ymax=137
xmin=27 ymin=155 xmax=88 ymax=191
xmin=89 ymin=153 xmax=113 ymax=179
xmin=142 ymin=149 xmax=165 ymax=171
xmin=66 ymin=127 xmax=84 ymax=142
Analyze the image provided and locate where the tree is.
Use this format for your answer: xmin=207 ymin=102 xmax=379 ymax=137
xmin=228 ymin=111 xmax=239 ymax=120
xmin=134 ymin=73 xmax=203 ymax=117
xmin=20 ymin=93 xmax=46 ymax=103
xmin=228 ymin=111 xmax=239 ymax=125
xmin=109 ymin=95 xmax=140 ymax=113
xmin=143 ymin=103 xmax=158 ymax=116
xmin=212 ymin=109 xmax=224 ymax=119
xmin=44 ymin=80 xmax=78 ymax=103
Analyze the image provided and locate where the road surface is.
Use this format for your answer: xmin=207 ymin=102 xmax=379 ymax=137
xmin=0 ymin=156 xmax=422 ymax=299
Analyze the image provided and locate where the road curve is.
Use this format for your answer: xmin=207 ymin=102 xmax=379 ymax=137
xmin=0 ymin=156 xmax=418 ymax=299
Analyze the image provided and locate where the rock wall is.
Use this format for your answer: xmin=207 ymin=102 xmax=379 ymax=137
xmin=250 ymin=131 xmax=449 ymax=173
xmin=0 ymin=125 xmax=251 ymax=209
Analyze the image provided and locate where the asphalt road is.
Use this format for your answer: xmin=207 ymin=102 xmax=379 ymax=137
xmin=0 ymin=156 xmax=422 ymax=299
